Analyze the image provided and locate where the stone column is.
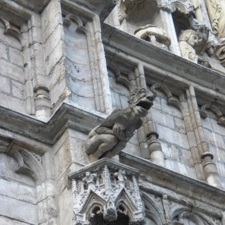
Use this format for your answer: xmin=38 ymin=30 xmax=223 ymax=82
xmin=159 ymin=9 xmax=181 ymax=56
xmin=189 ymin=86 xmax=222 ymax=188
xmin=201 ymin=152 xmax=223 ymax=188
xmin=34 ymin=86 xmax=52 ymax=122
xmin=146 ymin=132 xmax=165 ymax=166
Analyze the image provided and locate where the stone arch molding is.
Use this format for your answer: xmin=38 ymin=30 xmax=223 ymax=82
xmin=141 ymin=192 xmax=165 ymax=225
xmin=107 ymin=65 xmax=133 ymax=92
xmin=171 ymin=206 xmax=213 ymax=225
xmin=200 ymin=103 xmax=225 ymax=126
xmin=0 ymin=139 xmax=44 ymax=183
xmin=150 ymin=83 xmax=184 ymax=112
xmin=68 ymin=158 xmax=145 ymax=225
xmin=159 ymin=0 xmax=194 ymax=14
xmin=63 ymin=14 xmax=88 ymax=34
xmin=0 ymin=17 xmax=22 ymax=43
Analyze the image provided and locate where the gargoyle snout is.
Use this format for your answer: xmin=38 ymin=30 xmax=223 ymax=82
xmin=146 ymin=91 xmax=155 ymax=101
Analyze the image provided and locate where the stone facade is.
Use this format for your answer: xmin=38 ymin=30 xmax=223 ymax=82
xmin=0 ymin=0 xmax=225 ymax=225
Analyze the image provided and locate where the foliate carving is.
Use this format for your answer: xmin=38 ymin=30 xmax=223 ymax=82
xmin=69 ymin=158 xmax=145 ymax=225
xmin=85 ymin=87 xmax=155 ymax=162
xmin=134 ymin=25 xmax=171 ymax=50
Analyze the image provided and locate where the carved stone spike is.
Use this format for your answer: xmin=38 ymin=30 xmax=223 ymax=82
xmin=85 ymin=88 xmax=155 ymax=162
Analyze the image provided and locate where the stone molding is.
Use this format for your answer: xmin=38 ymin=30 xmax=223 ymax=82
xmin=159 ymin=0 xmax=194 ymax=14
xmin=119 ymin=152 xmax=225 ymax=210
xmin=102 ymin=23 xmax=225 ymax=96
xmin=68 ymin=158 xmax=145 ymax=225
xmin=0 ymin=103 xmax=105 ymax=146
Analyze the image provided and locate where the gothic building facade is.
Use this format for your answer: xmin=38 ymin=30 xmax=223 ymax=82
xmin=0 ymin=0 xmax=225 ymax=224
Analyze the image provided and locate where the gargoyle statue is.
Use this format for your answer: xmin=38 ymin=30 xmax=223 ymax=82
xmin=85 ymin=87 xmax=155 ymax=162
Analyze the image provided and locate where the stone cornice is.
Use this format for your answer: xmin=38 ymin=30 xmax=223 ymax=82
xmin=0 ymin=103 xmax=104 ymax=146
xmin=119 ymin=152 xmax=225 ymax=211
xmin=102 ymin=23 xmax=225 ymax=96
xmin=62 ymin=0 xmax=116 ymax=22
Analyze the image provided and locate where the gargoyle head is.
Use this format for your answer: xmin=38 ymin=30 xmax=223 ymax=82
xmin=128 ymin=87 xmax=155 ymax=117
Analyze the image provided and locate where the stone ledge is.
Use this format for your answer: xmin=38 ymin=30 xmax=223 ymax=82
xmin=119 ymin=152 xmax=225 ymax=210
xmin=64 ymin=0 xmax=116 ymax=22
xmin=102 ymin=23 xmax=225 ymax=96
xmin=0 ymin=103 xmax=104 ymax=145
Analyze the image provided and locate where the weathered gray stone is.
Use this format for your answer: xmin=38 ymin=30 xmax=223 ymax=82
xmin=0 ymin=179 xmax=36 ymax=204
xmin=151 ymin=107 xmax=175 ymax=129
xmin=0 ymin=75 xmax=10 ymax=93
xmin=156 ymin=124 xmax=190 ymax=149
xmin=0 ymin=195 xmax=37 ymax=224
xmin=0 ymin=59 xmax=24 ymax=82
xmin=0 ymin=216 xmax=29 ymax=225
xmin=9 ymin=47 xmax=23 ymax=66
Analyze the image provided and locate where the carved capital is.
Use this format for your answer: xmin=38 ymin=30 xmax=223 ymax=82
xmin=69 ymin=158 xmax=145 ymax=225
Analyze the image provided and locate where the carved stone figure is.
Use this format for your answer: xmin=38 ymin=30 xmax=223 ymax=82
xmin=179 ymin=29 xmax=199 ymax=63
xmin=85 ymin=87 xmax=155 ymax=162
xmin=134 ymin=24 xmax=171 ymax=50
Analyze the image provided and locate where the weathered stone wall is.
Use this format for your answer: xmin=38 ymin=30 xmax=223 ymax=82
xmin=202 ymin=113 xmax=225 ymax=188
xmin=0 ymin=0 xmax=225 ymax=225
xmin=63 ymin=18 xmax=95 ymax=109
xmin=0 ymin=21 xmax=26 ymax=113
xmin=0 ymin=154 xmax=37 ymax=225
xmin=41 ymin=0 xmax=66 ymax=112
xmin=150 ymin=90 xmax=196 ymax=178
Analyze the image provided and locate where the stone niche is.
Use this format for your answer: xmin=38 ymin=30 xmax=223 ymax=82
xmin=68 ymin=158 xmax=145 ymax=225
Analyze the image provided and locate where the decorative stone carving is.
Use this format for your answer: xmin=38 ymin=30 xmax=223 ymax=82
xmin=204 ymin=0 xmax=225 ymax=67
xmin=190 ymin=0 xmax=203 ymax=21
xmin=159 ymin=0 xmax=194 ymax=14
xmin=189 ymin=15 xmax=209 ymax=45
xmin=216 ymin=39 xmax=225 ymax=67
xmin=200 ymin=103 xmax=225 ymax=126
xmin=179 ymin=29 xmax=199 ymax=63
xmin=119 ymin=0 xmax=158 ymax=24
xmin=205 ymin=41 xmax=216 ymax=57
xmin=68 ymin=158 xmax=145 ymax=225
xmin=204 ymin=0 xmax=224 ymax=36
xmin=134 ymin=25 xmax=171 ymax=50
xmin=0 ymin=17 xmax=22 ymax=42
xmin=2 ymin=140 xmax=45 ymax=183
xmin=85 ymin=87 xmax=155 ymax=162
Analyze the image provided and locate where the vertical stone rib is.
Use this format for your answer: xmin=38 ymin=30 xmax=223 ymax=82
xmin=189 ymin=86 xmax=222 ymax=188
